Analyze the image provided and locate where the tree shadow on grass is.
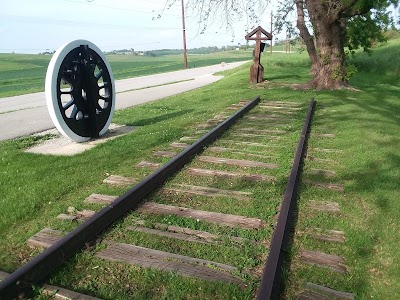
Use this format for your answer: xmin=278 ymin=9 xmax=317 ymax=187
xmin=123 ymin=109 xmax=194 ymax=127
xmin=266 ymin=74 xmax=302 ymax=81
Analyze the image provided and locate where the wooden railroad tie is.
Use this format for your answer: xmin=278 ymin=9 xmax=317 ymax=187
xmin=84 ymin=195 xmax=264 ymax=229
xmin=231 ymin=133 xmax=283 ymax=139
xmin=234 ymin=127 xmax=288 ymax=134
xmin=246 ymin=115 xmax=287 ymax=121
xmin=300 ymin=249 xmax=347 ymax=273
xmin=308 ymin=200 xmax=340 ymax=213
xmin=257 ymin=109 xmax=297 ymax=115
xmin=312 ymin=133 xmax=336 ymax=138
xmin=259 ymin=105 xmax=301 ymax=111
xmin=304 ymin=180 xmax=344 ymax=192
xmin=297 ymin=282 xmax=354 ymax=300
xmin=196 ymin=116 xmax=227 ymax=129
xmin=180 ymin=136 xmax=196 ymax=142
xmin=218 ymin=140 xmax=284 ymax=148
xmin=187 ymin=167 xmax=276 ymax=182
xmin=136 ymin=161 xmax=161 ymax=169
xmin=227 ymin=103 xmax=247 ymax=110
xmin=207 ymin=146 xmax=274 ymax=159
xmin=85 ymin=193 xmax=117 ymax=205
xmin=259 ymin=101 xmax=301 ymax=107
xmin=96 ymin=241 xmax=242 ymax=284
xmin=170 ymin=142 xmax=190 ymax=149
xmin=27 ymin=228 xmax=63 ymax=249
xmin=153 ymin=150 xmax=177 ymax=158
xmin=198 ymin=156 xmax=279 ymax=169
xmin=196 ymin=123 xmax=214 ymax=130
xmin=26 ymin=229 xmax=242 ymax=284
xmin=243 ymin=120 xmax=289 ymax=127
xmin=103 ymin=175 xmax=136 ymax=186
xmin=127 ymin=222 xmax=255 ymax=245
xmin=57 ymin=208 xmax=95 ymax=222
xmin=0 ymin=271 xmax=101 ymax=300
xmin=299 ymin=228 xmax=345 ymax=243
xmin=163 ymin=184 xmax=252 ymax=200
xmin=138 ymin=202 xmax=265 ymax=229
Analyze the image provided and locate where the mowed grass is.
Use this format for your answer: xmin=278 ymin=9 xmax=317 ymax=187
xmin=283 ymin=38 xmax=400 ymax=299
xmin=0 ymin=50 xmax=251 ymax=98
xmin=0 ymin=38 xmax=400 ymax=298
xmin=0 ymin=50 xmax=310 ymax=299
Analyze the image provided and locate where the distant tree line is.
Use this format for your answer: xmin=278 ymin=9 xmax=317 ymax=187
xmin=104 ymin=45 xmax=254 ymax=57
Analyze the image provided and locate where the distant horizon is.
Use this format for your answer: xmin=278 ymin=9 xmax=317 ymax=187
xmin=0 ymin=43 xmax=262 ymax=55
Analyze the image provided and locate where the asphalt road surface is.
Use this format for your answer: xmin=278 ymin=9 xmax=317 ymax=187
xmin=0 ymin=61 xmax=247 ymax=141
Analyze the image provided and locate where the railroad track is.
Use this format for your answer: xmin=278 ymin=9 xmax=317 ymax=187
xmin=1 ymin=96 xmax=315 ymax=299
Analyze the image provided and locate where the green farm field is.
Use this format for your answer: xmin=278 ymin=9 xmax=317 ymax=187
xmin=0 ymin=50 xmax=251 ymax=98
xmin=1 ymin=38 xmax=400 ymax=299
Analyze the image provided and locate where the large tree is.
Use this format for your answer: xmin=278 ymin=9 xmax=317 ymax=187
xmin=291 ymin=0 xmax=398 ymax=89
xmin=173 ymin=0 xmax=398 ymax=89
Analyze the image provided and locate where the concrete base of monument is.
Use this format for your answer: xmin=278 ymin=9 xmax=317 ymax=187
xmin=25 ymin=124 xmax=137 ymax=156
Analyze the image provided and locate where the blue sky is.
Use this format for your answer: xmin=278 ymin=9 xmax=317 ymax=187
xmin=0 ymin=0 xmax=279 ymax=54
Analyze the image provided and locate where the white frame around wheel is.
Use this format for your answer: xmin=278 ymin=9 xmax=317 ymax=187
xmin=45 ymin=39 xmax=115 ymax=143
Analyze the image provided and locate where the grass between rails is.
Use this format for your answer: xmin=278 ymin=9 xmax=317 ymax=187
xmin=46 ymin=106 xmax=306 ymax=299
xmin=0 ymin=50 xmax=251 ymax=98
xmin=0 ymin=38 xmax=399 ymax=298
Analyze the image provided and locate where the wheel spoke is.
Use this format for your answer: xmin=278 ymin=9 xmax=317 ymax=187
xmin=63 ymin=99 xmax=75 ymax=110
xmin=96 ymin=103 xmax=103 ymax=111
xmin=95 ymin=69 xmax=103 ymax=80
xmin=61 ymin=76 xmax=72 ymax=86
xmin=70 ymin=105 xmax=78 ymax=119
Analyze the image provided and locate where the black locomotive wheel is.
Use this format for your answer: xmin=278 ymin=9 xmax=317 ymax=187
xmin=56 ymin=46 xmax=113 ymax=138
xmin=46 ymin=39 xmax=115 ymax=142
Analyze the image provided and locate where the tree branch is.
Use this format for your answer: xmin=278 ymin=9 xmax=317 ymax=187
xmin=341 ymin=0 xmax=375 ymax=18
xmin=296 ymin=0 xmax=318 ymax=70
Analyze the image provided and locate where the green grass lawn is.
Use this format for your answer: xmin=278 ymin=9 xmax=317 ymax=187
xmin=0 ymin=39 xmax=400 ymax=299
xmin=0 ymin=50 xmax=251 ymax=98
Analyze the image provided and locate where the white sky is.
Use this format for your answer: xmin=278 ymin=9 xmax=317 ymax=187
xmin=1 ymin=1 xmax=397 ymax=54
xmin=0 ymin=0 xmax=286 ymax=54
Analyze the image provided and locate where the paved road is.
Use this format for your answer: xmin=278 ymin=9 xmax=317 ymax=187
xmin=0 ymin=61 xmax=248 ymax=141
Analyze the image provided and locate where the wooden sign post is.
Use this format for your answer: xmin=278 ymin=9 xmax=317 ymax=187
xmin=245 ymin=26 xmax=272 ymax=83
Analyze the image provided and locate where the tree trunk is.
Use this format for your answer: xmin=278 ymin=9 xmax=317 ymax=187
xmin=295 ymin=0 xmax=318 ymax=74
xmin=303 ymin=1 xmax=348 ymax=90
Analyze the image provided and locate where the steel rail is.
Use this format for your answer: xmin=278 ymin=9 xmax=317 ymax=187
xmin=0 ymin=96 xmax=261 ymax=299
xmin=256 ymin=98 xmax=315 ymax=300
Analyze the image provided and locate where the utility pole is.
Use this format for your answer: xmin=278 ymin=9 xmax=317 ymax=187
xmin=270 ymin=11 xmax=273 ymax=55
xmin=181 ymin=0 xmax=188 ymax=69
xmin=286 ymin=31 xmax=288 ymax=53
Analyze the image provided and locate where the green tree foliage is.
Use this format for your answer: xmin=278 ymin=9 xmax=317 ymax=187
xmin=173 ymin=0 xmax=399 ymax=89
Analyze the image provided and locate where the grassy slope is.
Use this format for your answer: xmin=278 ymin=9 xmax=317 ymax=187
xmin=0 ymin=39 xmax=399 ymax=298
xmin=0 ymin=50 xmax=251 ymax=98
xmin=284 ymin=39 xmax=400 ymax=299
